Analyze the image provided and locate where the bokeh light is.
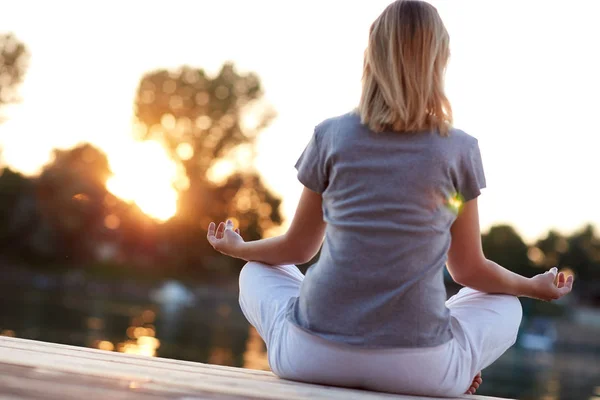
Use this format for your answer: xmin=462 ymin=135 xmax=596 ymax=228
xmin=175 ymin=142 xmax=194 ymax=161
xmin=97 ymin=340 xmax=114 ymax=351
xmin=206 ymin=159 xmax=235 ymax=184
xmin=104 ymin=214 xmax=120 ymax=230
xmin=528 ymin=246 xmax=545 ymax=266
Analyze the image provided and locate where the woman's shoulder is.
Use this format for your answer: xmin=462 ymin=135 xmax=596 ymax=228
xmin=315 ymin=115 xmax=479 ymax=143
xmin=421 ymin=127 xmax=481 ymax=165
xmin=431 ymin=128 xmax=483 ymax=168
xmin=315 ymin=111 xmax=362 ymax=134
xmin=444 ymin=127 xmax=480 ymax=147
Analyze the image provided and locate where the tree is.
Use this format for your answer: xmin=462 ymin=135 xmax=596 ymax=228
xmin=0 ymin=32 xmax=29 ymax=169
xmin=0 ymin=141 xmax=179 ymax=274
xmin=0 ymin=34 xmax=31 ymax=256
xmin=133 ymin=63 xmax=282 ymax=274
xmin=562 ymin=225 xmax=600 ymax=302
xmin=481 ymin=225 xmax=535 ymax=277
xmin=35 ymin=144 xmax=164 ymax=266
xmin=0 ymin=33 xmax=29 ymax=123
xmin=35 ymin=144 xmax=115 ymax=262
xmin=0 ymin=167 xmax=42 ymax=257
xmin=534 ymin=230 xmax=569 ymax=269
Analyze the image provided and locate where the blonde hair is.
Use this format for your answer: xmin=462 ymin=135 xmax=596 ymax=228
xmin=358 ymin=0 xmax=452 ymax=135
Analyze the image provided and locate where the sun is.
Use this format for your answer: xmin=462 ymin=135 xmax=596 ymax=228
xmin=106 ymin=140 xmax=179 ymax=221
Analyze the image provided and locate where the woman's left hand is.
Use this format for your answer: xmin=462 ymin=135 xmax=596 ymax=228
xmin=207 ymin=219 xmax=245 ymax=258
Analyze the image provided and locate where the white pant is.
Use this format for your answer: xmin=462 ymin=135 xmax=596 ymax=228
xmin=238 ymin=262 xmax=522 ymax=397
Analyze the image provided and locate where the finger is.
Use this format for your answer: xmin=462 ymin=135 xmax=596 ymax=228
xmin=216 ymin=222 xmax=225 ymax=239
xmin=559 ymin=275 xmax=574 ymax=294
xmin=556 ymin=286 xmax=570 ymax=298
xmin=207 ymin=223 xmax=217 ymax=246
xmin=207 ymin=222 xmax=216 ymax=238
xmin=547 ymin=267 xmax=559 ymax=286
xmin=235 ymin=228 xmax=241 ymax=235
xmin=556 ymin=276 xmax=574 ymax=297
xmin=557 ymin=272 xmax=565 ymax=288
xmin=566 ymin=274 xmax=574 ymax=287
xmin=472 ymin=382 xmax=480 ymax=389
xmin=225 ymin=219 xmax=234 ymax=231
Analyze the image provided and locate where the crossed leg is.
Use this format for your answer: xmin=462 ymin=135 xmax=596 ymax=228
xmin=446 ymin=287 xmax=523 ymax=395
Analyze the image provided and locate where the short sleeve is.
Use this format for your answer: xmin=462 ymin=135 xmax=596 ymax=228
xmin=456 ymin=140 xmax=487 ymax=202
xmin=294 ymin=128 xmax=327 ymax=194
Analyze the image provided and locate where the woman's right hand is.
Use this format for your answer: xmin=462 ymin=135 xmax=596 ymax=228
xmin=207 ymin=220 xmax=245 ymax=259
xmin=528 ymin=267 xmax=574 ymax=301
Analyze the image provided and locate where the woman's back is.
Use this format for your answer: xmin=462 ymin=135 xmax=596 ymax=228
xmin=287 ymin=111 xmax=486 ymax=348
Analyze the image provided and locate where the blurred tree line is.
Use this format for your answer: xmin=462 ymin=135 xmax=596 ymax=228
xmin=0 ymin=33 xmax=281 ymax=284
xmin=0 ymin=33 xmax=599 ymax=304
xmin=480 ymin=224 xmax=600 ymax=305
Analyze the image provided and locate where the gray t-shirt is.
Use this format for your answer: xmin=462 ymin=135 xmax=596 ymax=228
xmin=286 ymin=112 xmax=486 ymax=348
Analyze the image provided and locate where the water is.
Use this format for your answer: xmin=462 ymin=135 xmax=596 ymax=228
xmin=0 ymin=272 xmax=598 ymax=400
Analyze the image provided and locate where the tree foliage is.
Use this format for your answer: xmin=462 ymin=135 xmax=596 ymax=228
xmin=0 ymin=33 xmax=29 ymax=121
xmin=133 ymin=62 xmax=282 ymax=272
xmin=0 ymin=54 xmax=283 ymax=281
xmin=481 ymin=224 xmax=536 ymax=277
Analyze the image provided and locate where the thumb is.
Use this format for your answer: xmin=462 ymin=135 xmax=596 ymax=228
xmin=546 ymin=267 xmax=558 ymax=281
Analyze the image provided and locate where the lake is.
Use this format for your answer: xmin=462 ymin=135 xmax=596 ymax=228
xmin=0 ymin=270 xmax=598 ymax=400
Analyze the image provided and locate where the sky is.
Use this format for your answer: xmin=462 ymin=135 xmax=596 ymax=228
xmin=0 ymin=0 xmax=598 ymax=242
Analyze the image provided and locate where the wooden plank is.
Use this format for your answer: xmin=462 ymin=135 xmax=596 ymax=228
xmin=0 ymin=362 xmax=245 ymax=400
xmin=0 ymin=338 xmax=278 ymax=384
xmin=0 ymin=337 xmax=511 ymax=400
xmin=0 ymin=349 xmax=407 ymax=400
xmin=0 ymin=338 xmax=428 ymax=398
xmin=0 ymin=337 xmax=273 ymax=377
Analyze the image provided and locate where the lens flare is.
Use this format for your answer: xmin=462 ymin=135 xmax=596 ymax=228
xmin=446 ymin=192 xmax=464 ymax=214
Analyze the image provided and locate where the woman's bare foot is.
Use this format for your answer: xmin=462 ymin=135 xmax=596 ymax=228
xmin=466 ymin=372 xmax=482 ymax=395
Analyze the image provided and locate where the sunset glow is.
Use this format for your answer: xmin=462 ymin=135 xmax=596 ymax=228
xmin=106 ymin=140 xmax=178 ymax=221
xmin=0 ymin=0 xmax=598 ymax=239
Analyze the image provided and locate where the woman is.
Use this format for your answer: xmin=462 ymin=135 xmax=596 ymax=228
xmin=206 ymin=0 xmax=574 ymax=396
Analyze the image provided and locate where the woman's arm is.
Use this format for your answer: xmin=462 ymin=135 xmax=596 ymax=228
xmin=207 ymin=187 xmax=326 ymax=265
xmin=447 ymin=198 xmax=574 ymax=301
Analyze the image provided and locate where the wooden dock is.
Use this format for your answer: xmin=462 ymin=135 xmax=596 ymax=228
xmin=0 ymin=336 xmax=510 ymax=399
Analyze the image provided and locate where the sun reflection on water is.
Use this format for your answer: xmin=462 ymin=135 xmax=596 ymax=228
xmin=97 ymin=340 xmax=114 ymax=351
xmin=94 ymin=308 xmax=160 ymax=357
xmin=243 ymin=325 xmax=269 ymax=371
xmin=208 ymin=346 xmax=234 ymax=366
xmin=0 ymin=329 xmax=15 ymax=337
